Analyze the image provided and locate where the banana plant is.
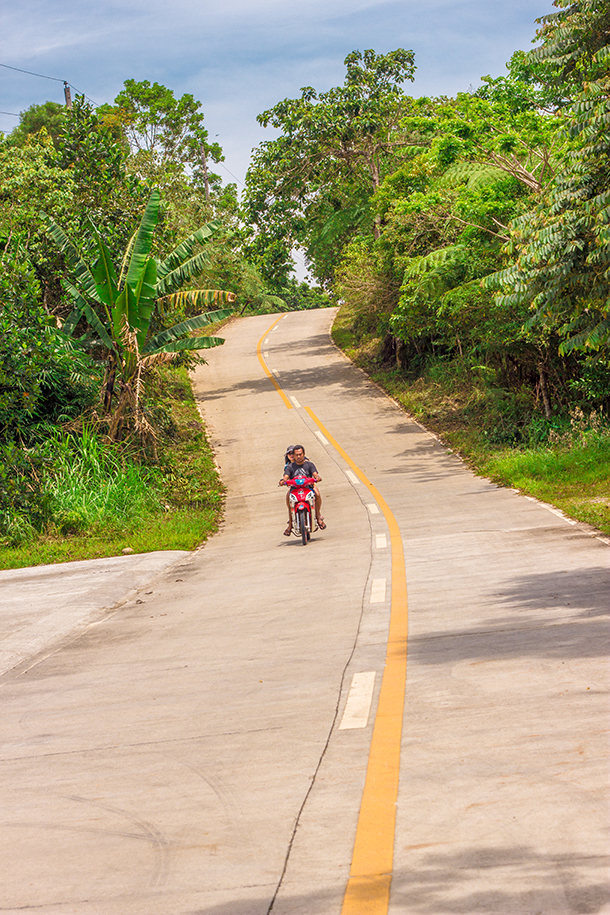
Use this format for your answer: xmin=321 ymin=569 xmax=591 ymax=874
xmin=45 ymin=188 xmax=236 ymax=440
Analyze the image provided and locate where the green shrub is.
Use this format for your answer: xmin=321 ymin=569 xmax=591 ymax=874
xmin=0 ymin=251 xmax=100 ymax=441
xmin=43 ymin=429 xmax=162 ymax=534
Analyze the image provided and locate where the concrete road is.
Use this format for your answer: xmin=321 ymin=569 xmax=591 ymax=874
xmin=0 ymin=308 xmax=607 ymax=914
xmin=0 ymin=552 xmax=189 ymax=678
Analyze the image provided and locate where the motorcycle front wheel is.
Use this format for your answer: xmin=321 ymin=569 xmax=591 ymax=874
xmin=298 ymin=509 xmax=308 ymax=545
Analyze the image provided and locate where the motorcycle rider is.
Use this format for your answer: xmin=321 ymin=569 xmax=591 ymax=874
xmin=282 ymin=445 xmax=325 ymax=534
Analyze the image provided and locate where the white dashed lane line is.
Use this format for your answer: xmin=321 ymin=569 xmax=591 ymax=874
xmin=339 ymin=672 xmax=376 ymax=730
xmin=370 ymin=579 xmax=387 ymax=604
xmin=376 ymin=534 xmax=387 ymax=549
xmin=366 ymin=503 xmax=380 ymax=515
xmin=315 ymin=430 xmax=329 ymax=445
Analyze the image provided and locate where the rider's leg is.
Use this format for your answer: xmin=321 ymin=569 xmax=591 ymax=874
xmin=313 ymin=483 xmax=323 ymax=522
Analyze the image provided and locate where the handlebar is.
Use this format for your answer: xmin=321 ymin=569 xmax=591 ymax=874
xmin=282 ymin=476 xmax=318 ymax=487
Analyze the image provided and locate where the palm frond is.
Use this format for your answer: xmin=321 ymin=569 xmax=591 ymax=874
xmin=402 ymin=245 xmax=466 ymax=282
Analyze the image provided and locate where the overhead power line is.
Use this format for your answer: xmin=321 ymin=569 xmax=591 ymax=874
xmin=0 ymin=61 xmax=64 ymax=82
xmin=217 ymin=160 xmax=245 ymax=188
xmin=0 ymin=62 xmax=98 ymax=107
xmin=0 ymin=110 xmax=20 ymax=117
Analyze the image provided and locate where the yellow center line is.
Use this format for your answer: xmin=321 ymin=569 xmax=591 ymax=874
xmin=257 ymin=316 xmax=293 ymax=410
xmin=254 ymin=326 xmax=408 ymax=914
xmin=304 ymin=408 xmax=408 ymax=915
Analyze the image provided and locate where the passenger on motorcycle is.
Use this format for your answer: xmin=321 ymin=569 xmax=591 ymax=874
xmin=282 ymin=445 xmax=325 ymax=534
xmin=280 ymin=446 xmax=296 ymax=532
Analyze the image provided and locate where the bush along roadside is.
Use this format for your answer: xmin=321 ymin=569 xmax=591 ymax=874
xmin=0 ymin=365 xmax=224 ymax=569
xmin=331 ymin=301 xmax=610 ymax=538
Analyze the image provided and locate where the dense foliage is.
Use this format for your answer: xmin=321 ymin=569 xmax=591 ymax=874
xmin=0 ymin=80 xmax=278 ymax=545
xmin=246 ymin=1 xmax=610 ymax=433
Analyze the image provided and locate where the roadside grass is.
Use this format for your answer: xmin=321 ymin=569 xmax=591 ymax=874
xmin=0 ymin=366 xmax=223 ymax=570
xmin=332 ymin=300 xmax=610 ymax=537
xmin=478 ymin=435 xmax=610 ymax=533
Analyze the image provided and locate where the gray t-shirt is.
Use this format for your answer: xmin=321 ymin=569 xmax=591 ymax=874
xmin=286 ymin=459 xmax=318 ymax=480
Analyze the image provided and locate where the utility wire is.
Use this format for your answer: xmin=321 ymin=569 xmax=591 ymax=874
xmin=217 ymin=160 xmax=245 ymax=188
xmin=0 ymin=62 xmax=98 ymax=107
xmin=0 ymin=61 xmax=305 ymax=264
xmin=0 ymin=62 xmax=65 ymax=82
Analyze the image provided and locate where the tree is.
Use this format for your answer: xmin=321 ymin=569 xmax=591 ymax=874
xmin=7 ymin=101 xmax=66 ymax=148
xmin=489 ymin=0 xmax=610 ymax=359
xmin=530 ymin=0 xmax=610 ymax=94
xmin=106 ymin=80 xmax=224 ymax=198
xmin=0 ymin=246 xmax=98 ymax=442
xmin=46 ymin=189 xmax=236 ymax=442
xmin=244 ymin=48 xmax=416 ymax=286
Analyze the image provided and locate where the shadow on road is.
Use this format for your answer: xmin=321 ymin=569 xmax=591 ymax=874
xmin=390 ymin=845 xmax=610 ymax=914
xmin=409 ymin=566 xmax=610 ymax=663
xmin=185 ymin=842 xmax=610 ymax=914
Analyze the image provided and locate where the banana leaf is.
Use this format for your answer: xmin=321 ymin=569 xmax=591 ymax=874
xmin=44 ymin=218 xmax=99 ymax=302
xmin=142 ymin=308 xmax=233 ymax=354
xmin=62 ymin=302 xmax=85 ymax=336
xmin=66 ymin=283 xmax=116 ymax=352
xmin=92 ymin=236 xmax=119 ymax=324
xmin=148 ymin=335 xmax=226 ymax=355
xmin=125 ymin=189 xmax=160 ymax=291
xmin=155 ymin=248 xmax=216 ymax=296
xmin=160 ymin=289 xmax=236 ymax=310
xmin=156 ymin=220 xmax=221 ymax=281
xmin=118 ymin=231 xmax=137 ymax=289
xmin=133 ymin=258 xmax=158 ymax=348
xmin=113 ymin=284 xmax=137 ymax=343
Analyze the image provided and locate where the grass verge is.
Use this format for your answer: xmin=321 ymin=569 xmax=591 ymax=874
xmin=332 ymin=300 xmax=610 ymax=537
xmin=0 ymin=366 xmax=223 ymax=570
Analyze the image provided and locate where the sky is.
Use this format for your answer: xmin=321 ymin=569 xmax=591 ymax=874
xmin=1 ymin=0 xmax=557 ymax=192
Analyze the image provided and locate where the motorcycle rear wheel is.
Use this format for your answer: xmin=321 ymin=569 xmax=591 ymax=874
xmin=298 ymin=509 xmax=308 ymax=546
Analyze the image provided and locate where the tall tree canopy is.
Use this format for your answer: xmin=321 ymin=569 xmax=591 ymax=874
xmin=244 ymin=48 xmax=416 ymax=286
xmin=489 ymin=0 xmax=610 ymax=359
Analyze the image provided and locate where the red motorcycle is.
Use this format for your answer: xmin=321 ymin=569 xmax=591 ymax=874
xmin=285 ymin=476 xmax=318 ymax=545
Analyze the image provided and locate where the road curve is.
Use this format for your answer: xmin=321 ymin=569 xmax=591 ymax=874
xmin=0 ymin=308 xmax=607 ymax=915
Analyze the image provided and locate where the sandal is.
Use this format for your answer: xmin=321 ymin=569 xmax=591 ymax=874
xmin=317 ymin=518 xmax=326 ymax=530
xmin=283 ymin=524 xmax=292 ymax=536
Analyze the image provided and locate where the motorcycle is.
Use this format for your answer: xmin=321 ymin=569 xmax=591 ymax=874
xmin=285 ymin=475 xmax=318 ymax=545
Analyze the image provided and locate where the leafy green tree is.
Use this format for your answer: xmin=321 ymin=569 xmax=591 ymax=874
xmin=7 ymin=101 xmax=66 ymax=148
xmin=244 ymin=48 xmax=416 ymax=286
xmin=489 ymin=0 xmax=610 ymax=360
xmin=58 ymin=96 xmax=147 ymax=251
xmin=0 ymin=248 xmax=99 ymax=442
xmin=46 ymin=189 xmax=236 ymax=441
xmin=0 ymin=129 xmax=79 ymax=316
xmin=530 ymin=0 xmax=610 ymax=94
xmin=106 ymin=80 xmax=224 ymax=198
